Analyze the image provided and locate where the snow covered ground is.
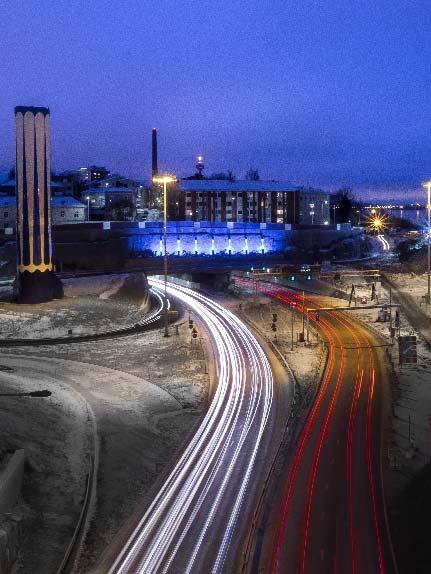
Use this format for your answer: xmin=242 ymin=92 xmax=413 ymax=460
xmin=0 ymin=274 xmax=149 ymax=339
xmin=386 ymin=272 xmax=431 ymax=316
xmin=2 ymin=317 xmax=209 ymax=573
xmin=0 ymin=358 xmax=91 ymax=574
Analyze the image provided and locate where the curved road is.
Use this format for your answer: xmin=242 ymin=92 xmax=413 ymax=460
xmin=250 ymin=287 xmax=396 ymax=574
xmin=107 ymin=279 xmax=292 ymax=573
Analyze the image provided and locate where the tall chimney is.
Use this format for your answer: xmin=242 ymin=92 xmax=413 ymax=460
xmin=152 ymin=128 xmax=158 ymax=178
xmin=14 ymin=106 xmax=63 ymax=303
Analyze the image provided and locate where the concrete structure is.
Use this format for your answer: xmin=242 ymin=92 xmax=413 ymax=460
xmin=128 ymin=220 xmax=289 ymax=256
xmin=176 ymin=180 xmax=330 ymax=224
xmin=14 ymin=106 xmax=63 ymax=302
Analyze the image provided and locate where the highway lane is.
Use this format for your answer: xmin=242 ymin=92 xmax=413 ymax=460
xmin=249 ymin=287 xmax=395 ymax=574
xmin=107 ymin=279 xmax=292 ymax=573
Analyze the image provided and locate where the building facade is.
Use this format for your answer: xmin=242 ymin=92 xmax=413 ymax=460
xmin=175 ymin=180 xmax=330 ymax=225
xmin=0 ymin=195 xmax=86 ymax=228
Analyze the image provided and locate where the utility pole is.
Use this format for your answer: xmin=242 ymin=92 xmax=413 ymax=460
xmin=302 ymin=290 xmax=305 ymax=336
xmin=291 ymin=306 xmax=294 ymax=351
xmin=423 ymin=181 xmax=431 ymax=304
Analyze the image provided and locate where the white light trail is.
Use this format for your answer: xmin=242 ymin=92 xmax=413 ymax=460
xmin=109 ymin=279 xmax=274 ymax=573
xmin=377 ymin=234 xmax=390 ymax=251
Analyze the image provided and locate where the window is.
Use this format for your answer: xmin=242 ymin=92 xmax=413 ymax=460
xmin=74 ymin=211 xmax=79 ymax=218
xmin=60 ymin=210 xmax=65 ymax=217
xmin=3 ymin=212 xmax=8 ymax=218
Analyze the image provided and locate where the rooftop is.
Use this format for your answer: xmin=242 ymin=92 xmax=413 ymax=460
xmin=85 ymin=186 xmax=136 ymax=194
xmin=179 ymin=179 xmax=327 ymax=193
xmin=0 ymin=179 xmax=63 ymax=189
xmin=0 ymin=195 xmax=85 ymax=207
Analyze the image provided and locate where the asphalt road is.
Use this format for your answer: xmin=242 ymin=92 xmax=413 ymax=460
xmin=250 ymin=287 xmax=396 ymax=574
xmin=106 ymin=279 xmax=293 ymax=574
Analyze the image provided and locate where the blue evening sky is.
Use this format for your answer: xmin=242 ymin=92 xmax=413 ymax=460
xmin=1 ymin=1 xmax=431 ymax=200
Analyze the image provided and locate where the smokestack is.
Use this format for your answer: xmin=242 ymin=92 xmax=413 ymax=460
xmin=14 ymin=106 xmax=63 ymax=303
xmin=152 ymin=128 xmax=158 ymax=178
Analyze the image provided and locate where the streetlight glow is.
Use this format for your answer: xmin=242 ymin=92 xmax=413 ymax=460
xmin=152 ymin=174 xmax=177 ymax=185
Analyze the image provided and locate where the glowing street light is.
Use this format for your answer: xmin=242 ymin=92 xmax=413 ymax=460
xmin=367 ymin=211 xmax=388 ymax=234
xmin=422 ymin=180 xmax=431 ymax=304
xmin=153 ymin=174 xmax=177 ymax=336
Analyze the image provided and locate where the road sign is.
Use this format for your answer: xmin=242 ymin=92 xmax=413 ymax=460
xmin=398 ymin=335 xmax=417 ymax=364
xmin=360 ymin=296 xmax=368 ymax=304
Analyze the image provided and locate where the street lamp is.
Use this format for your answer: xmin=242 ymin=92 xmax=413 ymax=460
xmin=153 ymin=174 xmax=177 ymax=336
xmin=85 ymin=195 xmax=90 ymax=221
xmin=422 ymin=181 xmax=431 ymax=304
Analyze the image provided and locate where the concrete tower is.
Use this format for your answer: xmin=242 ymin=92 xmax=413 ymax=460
xmin=14 ymin=106 xmax=63 ymax=303
xmin=152 ymin=128 xmax=158 ymax=178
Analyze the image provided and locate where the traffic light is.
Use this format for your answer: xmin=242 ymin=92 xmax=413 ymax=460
xmin=271 ymin=323 xmax=277 ymax=332
xmin=191 ymin=327 xmax=198 ymax=339
xmin=306 ymin=274 xmax=312 ymax=281
xmin=188 ymin=319 xmax=194 ymax=330
xmin=290 ymin=275 xmax=296 ymax=282
xmin=272 ymin=313 xmax=278 ymax=322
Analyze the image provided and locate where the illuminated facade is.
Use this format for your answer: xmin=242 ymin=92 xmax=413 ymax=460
xmin=176 ymin=180 xmax=330 ymax=225
xmin=14 ymin=106 xmax=63 ymax=302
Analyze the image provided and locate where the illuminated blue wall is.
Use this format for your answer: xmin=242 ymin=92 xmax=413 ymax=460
xmin=128 ymin=221 xmax=290 ymax=256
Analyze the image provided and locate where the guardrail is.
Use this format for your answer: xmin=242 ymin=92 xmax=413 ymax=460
xmin=0 ymin=290 xmax=164 ymax=347
xmin=56 ymin=456 xmax=94 ymax=574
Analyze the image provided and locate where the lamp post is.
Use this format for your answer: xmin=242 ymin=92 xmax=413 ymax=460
xmin=86 ymin=195 xmax=90 ymax=221
xmin=422 ymin=181 xmax=431 ymax=304
xmin=153 ymin=174 xmax=177 ymax=336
